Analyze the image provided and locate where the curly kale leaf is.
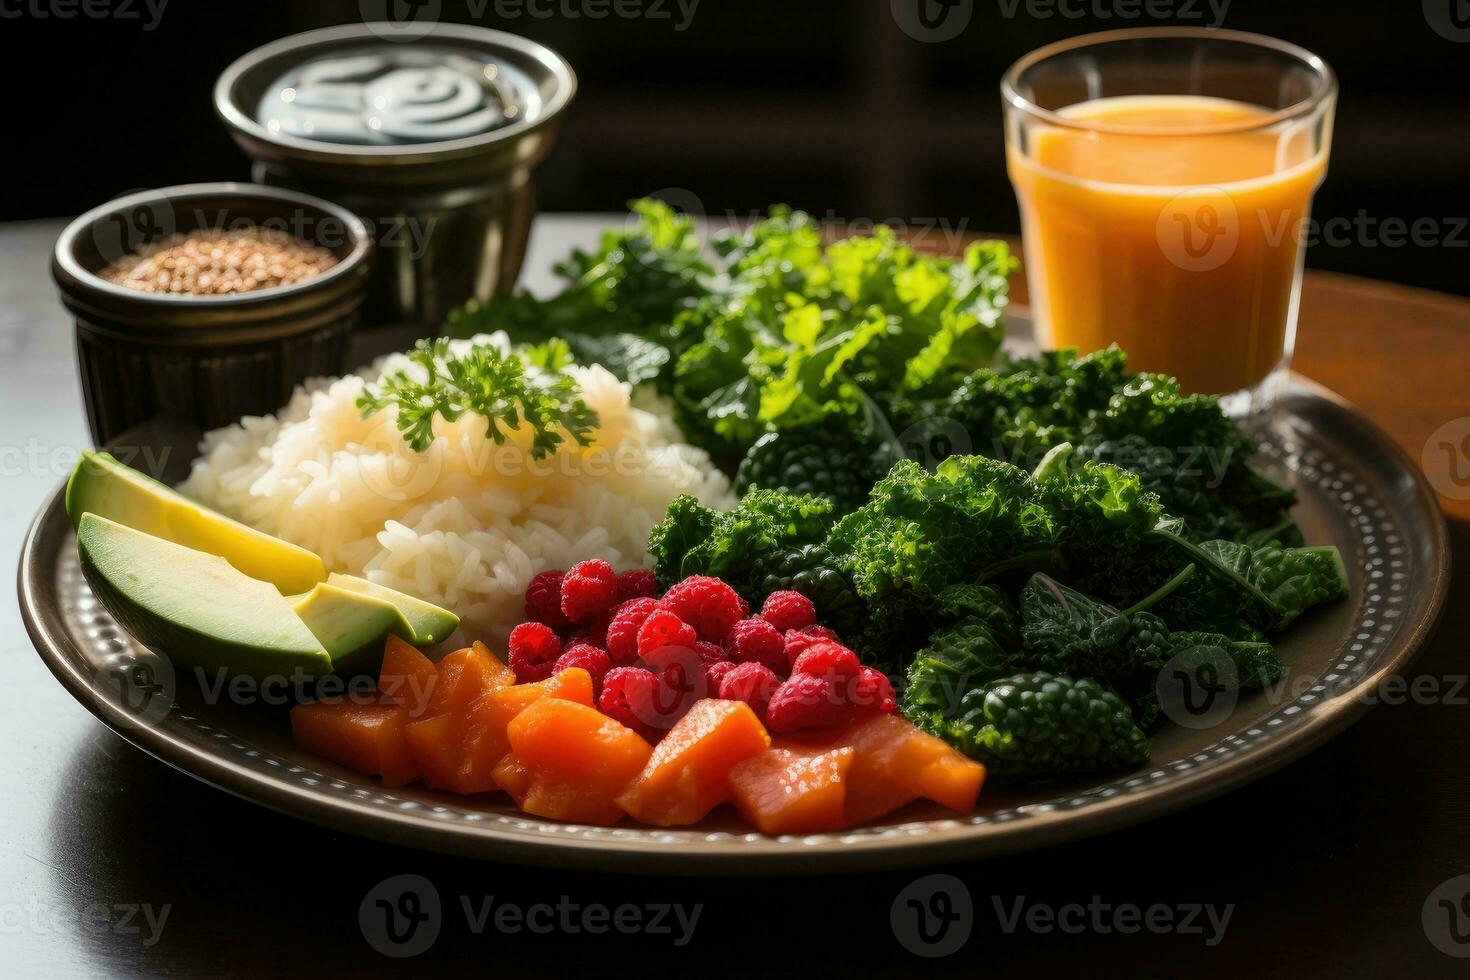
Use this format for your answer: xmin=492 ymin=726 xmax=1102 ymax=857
xmin=647 ymin=494 xmax=719 ymax=591
xmin=648 ymin=489 xmax=836 ymax=600
xmin=827 ymin=456 xmax=1053 ymax=655
xmin=919 ymin=346 xmax=1302 ymax=545
xmin=939 ymin=672 xmax=1150 ymax=781
xmin=357 ymin=338 xmax=599 ymax=457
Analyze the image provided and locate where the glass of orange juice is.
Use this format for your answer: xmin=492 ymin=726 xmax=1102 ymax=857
xmin=1003 ymin=28 xmax=1336 ymax=411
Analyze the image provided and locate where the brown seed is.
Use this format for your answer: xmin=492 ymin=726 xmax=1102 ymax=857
xmin=99 ymin=226 xmax=338 ymax=295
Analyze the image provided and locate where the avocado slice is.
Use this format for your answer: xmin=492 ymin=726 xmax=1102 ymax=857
xmin=66 ymin=450 xmax=325 ymax=595
xmin=291 ymin=582 xmax=403 ymax=677
xmin=76 ymin=514 xmax=332 ymax=679
xmin=326 ymin=573 xmax=459 ymax=646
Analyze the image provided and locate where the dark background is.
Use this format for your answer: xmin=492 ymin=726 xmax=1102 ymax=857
xmin=2 ymin=0 xmax=1467 ymax=295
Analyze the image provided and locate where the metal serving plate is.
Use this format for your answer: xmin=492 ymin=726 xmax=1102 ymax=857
xmin=17 ymin=377 xmax=1450 ymax=873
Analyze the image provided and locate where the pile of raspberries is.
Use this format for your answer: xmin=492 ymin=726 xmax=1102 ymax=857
xmin=508 ymin=562 xmax=896 ymax=741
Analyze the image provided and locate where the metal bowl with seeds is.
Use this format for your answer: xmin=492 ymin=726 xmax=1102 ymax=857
xmin=52 ymin=182 xmax=372 ymax=446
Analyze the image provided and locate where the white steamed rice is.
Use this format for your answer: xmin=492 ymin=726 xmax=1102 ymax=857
xmin=181 ymin=333 xmax=733 ymax=647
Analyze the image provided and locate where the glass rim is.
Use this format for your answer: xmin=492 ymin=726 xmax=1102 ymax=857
xmin=1001 ymin=28 xmax=1337 ymax=137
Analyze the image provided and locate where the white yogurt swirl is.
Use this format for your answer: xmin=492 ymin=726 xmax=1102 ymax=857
xmin=257 ymin=48 xmax=525 ymax=145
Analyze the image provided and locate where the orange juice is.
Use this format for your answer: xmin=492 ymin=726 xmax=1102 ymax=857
xmin=1008 ymin=95 xmax=1328 ymax=394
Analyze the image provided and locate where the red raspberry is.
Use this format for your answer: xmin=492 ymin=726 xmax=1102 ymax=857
xmin=782 ymin=625 xmax=842 ymax=672
xmin=724 ymin=617 xmax=787 ymax=674
xmin=694 ymin=640 xmax=729 ymax=668
xmin=605 ymin=597 xmax=660 ymax=665
xmin=554 ymin=643 xmax=612 ymax=691
xmin=636 ymin=609 xmax=698 ymax=660
xmin=616 ymin=569 xmax=658 ymax=602
xmin=761 ymin=590 xmax=816 ymax=633
xmin=599 ymin=666 xmax=661 ymax=741
xmin=560 ymin=559 xmax=618 ymax=624
xmin=660 ymin=576 xmax=744 ymax=642
xmin=705 ymin=660 xmax=738 ymax=693
xmin=736 ymin=595 xmax=751 ymax=619
xmin=765 ymin=673 xmax=853 ymax=733
xmin=717 ymin=662 xmax=781 ymax=724
xmin=790 ymin=641 xmax=863 ymax=686
xmin=508 ymin=622 xmax=562 ymax=683
xmin=852 ymin=666 xmax=898 ymax=714
xmin=523 ymin=569 xmax=571 ymax=633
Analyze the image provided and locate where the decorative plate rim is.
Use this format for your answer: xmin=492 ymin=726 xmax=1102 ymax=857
xmin=17 ymin=375 xmax=1451 ymax=874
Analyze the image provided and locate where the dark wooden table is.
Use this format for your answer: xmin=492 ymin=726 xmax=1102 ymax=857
xmin=4 ymin=217 xmax=1468 ymax=978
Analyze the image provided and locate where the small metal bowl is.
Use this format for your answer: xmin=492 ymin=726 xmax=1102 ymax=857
xmin=214 ymin=22 xmax=576 ymax=333
xmin=52 ymin=182 xmax=372 ymax=446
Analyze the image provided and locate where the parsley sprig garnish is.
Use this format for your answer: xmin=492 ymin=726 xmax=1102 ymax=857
xmin=356 ymin=338 xmax=600 ymax=457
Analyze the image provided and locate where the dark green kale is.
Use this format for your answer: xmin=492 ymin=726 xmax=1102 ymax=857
xmin=940 ymin=672 xmax=1150 ymax=781
xmin=1013 ymin=571 xmax=1285 ymax=698
xmin=912 ymin=346 xmax=1301 ymax=546
xmin=1244 ymin=543 xmax=1350 ymax=628
xmin=1168 ymin=632 xmax=1286 ymax=690
xmin=903 ymin=618 xmax=1027 ymax=722
xmin=646 ymin=489 xmax=836 ymax=602
xmin=734 ymin=418 xmax=898 ymax=514
xmin=934 ymin=583 xmax=1021 ymax=649
xmin=1028 ymin=447 xmax=1341 ymax=639
xmin=827 ymin=456 xmax=1053 ymax=656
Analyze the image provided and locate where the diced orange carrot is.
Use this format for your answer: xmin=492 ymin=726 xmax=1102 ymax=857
xmin=839 ymin=713 xmax=987 ymax=823
xmin=494 ymin=698 xmax=653 ymax=824
xmin=911 ymin=752 xmax=986 ymax=813
xmin=290 ymin=696 xmax=419 ymax=787
xmin=459 ymin=668 xmax=596 ymax=790
xmin=729 ymin=742 xmax=855 ymax=835
xmin=377 ymin=635 xmax=438 ymax=718
xmin=616 ymin=699 xmax=771 ymax=826
xmin=403 ymin=644 xmax=524 ymax=793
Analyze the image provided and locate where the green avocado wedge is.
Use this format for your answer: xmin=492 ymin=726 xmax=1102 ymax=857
xmin=326 ymin=573 xmax=460 ymax=646
xmin=290 ymin=583 xmax=403 ymax=676
xmin=65 ymin=450 xmax=326 ymax=595
xmin=76 ymin=514 xmax=332 ymax=680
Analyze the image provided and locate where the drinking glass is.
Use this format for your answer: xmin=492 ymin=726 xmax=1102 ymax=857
xmin=1002 ymin=28 xmax=1336 ymax=412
